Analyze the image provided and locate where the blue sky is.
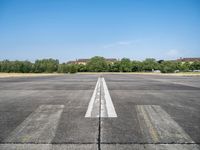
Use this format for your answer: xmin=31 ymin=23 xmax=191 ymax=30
xmin=0 ymin=0 xmax=200 ymax=62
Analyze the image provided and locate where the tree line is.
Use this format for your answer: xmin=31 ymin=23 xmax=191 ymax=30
xmin=0 ymin=57 xmax=200 ymax=73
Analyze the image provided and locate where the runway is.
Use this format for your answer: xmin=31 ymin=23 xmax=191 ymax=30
xmin=0 ymin=74 xmax=199 ymax=149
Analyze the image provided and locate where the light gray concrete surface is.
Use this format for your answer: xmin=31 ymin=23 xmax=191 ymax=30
xmin=0 ymin=74 xmax=199 ymax=150
xmin=0 ymin=144 xmax=97 ymax=150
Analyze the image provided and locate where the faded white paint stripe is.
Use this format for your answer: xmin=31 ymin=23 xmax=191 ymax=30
xmin=4 ymin=105 xmax=64 ymax=143
xmin=102 ymin=78 xmax=117 ymax=117
xmin=136 ymin=105 xmax=195 ymax=143
xmin=101 ymin=144 xmax=200 ymax=150
xmin=85 ymin=78 xmax=100 ymax=117
xmin=0 ymin=144 xmax=97 ymax=150
xmin=2 ymin=143 xmax=199 ymax=150
xmin=0 ymin=144 xmax=51 ymax=150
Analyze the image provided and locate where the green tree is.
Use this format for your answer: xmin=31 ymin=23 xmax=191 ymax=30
xmin=120 ymin=58 xmax=132 ymax=72
xmin=109 ymin=61 xmax=120 ymax=72
xmin=58 ymin=63 xmax=70 ymax=73
xmin=142 ymin=58 xmax=159 ymax=71
xmin=160 ymin=61 xmax=177 ymax=73
xmin=180 ymin=62 xmax=190 ymax=72
xmin=69 ymin=64 xmax=77 ymax=73
xmin=86 ymin=56 xmax=108 ymax=72
xmin=0 ymin=60 xmax=10 ymax=72
xmin=21 ymin=61 xmax=33 ymax=73
xmin=0 ymin=60 xmax=33 ymax=73
xmin=131 ymin=61 xmax=142 ymax=72
xmin=34 ymin=59 xmax=59 ymax=73
xmin=190 ymin=61 xmax=200 ymax=70
xmin=108 ymin=61 xmax=120 ymax=72
xmin=77 ymin=64 xmax=87 ymax=72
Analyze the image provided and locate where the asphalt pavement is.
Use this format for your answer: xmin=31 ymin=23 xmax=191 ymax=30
xmin=0 ymin=74 xmax=199 ymax=150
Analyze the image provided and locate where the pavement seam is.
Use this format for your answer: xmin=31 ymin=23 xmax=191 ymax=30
xmin=98 ymin=76 xmax=102 ymax=150
xmin=1 ymin=142 xmax=199 ymax=144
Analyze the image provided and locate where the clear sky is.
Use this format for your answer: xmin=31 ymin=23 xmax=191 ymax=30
xmin=0 ymin=0 xmax=200 ymax=62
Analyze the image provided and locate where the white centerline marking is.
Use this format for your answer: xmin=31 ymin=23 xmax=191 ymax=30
xmin=4 ymin=105 xmax=64 ymax=143
xmin=85 ymin=77 xmax=117 ymax=118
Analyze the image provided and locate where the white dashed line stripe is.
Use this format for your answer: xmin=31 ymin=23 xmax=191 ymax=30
xmin=4 ymin=105 xmax=64 ymax=143
xmin=136 ymin=105 xmax=195 ymax=143
xmin=85 ymin=77 xmax=117 ymax=118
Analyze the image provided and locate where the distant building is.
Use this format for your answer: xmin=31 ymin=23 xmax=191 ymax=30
xmin=66 ymin=61 xmax=76 ymax=64
xmin=67 ymin=58 xmax=117 ymax=65
xmin=177 ymin=57 xmax=200 ymax=63
xmin=75 ymin=59 xmax=90 ymax=65
xmin=105 ymin=58 xmax=118 ymax=64
xmin=67 ymin=59 xmax=89 ymax=65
